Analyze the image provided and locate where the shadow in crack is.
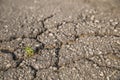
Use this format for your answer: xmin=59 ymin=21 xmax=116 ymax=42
xmin=0 ymin=49 xmax=17 ymax=60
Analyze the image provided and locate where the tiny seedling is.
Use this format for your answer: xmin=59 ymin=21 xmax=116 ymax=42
xmin=25 ymin=47 xmax=34 ymax=57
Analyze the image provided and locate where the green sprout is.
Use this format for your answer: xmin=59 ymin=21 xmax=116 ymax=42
xmin=25 ymin=47 xmax=34 ymax=57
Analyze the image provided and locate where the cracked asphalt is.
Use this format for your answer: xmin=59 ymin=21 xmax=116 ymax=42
xmin=0 ymin=0 xmax=120 ymax=80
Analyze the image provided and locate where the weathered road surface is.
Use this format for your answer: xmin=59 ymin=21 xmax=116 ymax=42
xmin=0 ymin=0 xmax=120 ymax=80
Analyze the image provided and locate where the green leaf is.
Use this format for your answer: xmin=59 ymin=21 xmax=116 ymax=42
xmin=25 ymin=47 xmax=34 ymax=57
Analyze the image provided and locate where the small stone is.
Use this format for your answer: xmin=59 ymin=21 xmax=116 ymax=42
xmin=98 ymin=51 xmax=102 ymax=55
xmin=114 ymin=29 xmax=118 ymax=32
xmin=95 ymin=20 xmax=99 ymax=23
xmin=6 ymin=64 xmax=11 ymax=68
xmin=4 ymin=25 xmax=8 ymax=28
xmin=100 ymin=72 xmax=104 ymax=76
xmin=49 ymin=33 xmax=54 ymax=36
xmin=33 ymin=64 xmax=39 ymax=70
xmin=90 ymin=15 xmax=95 ymax=21
xmin=109 ymin=19 xmax=113 ymax=22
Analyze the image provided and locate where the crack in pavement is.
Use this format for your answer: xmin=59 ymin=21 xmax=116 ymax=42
xmin=42 ymin=14 xmax=55 ymax=22
xmin=0 ymin=49 xmax=17 ymax=60
xmin=0 ymin=8 xmax=120 ymax=79
xmin=56 ymin=53 xmax=120 ymax=72
xmin=54 ymin=45 xmax=61 ymax=70
xmin=84 ymin=58 xmax=120 ymax=71
xmin=0 ymin=49 xmax=25 ymax=69
xmin=0 ymin=14 xmax=55 ymax=43
xmin=29 ymin=65 xmax=38 ymax=79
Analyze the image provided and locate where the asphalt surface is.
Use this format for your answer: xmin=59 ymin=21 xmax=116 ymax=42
xmin=0 ymin=0 xmax=120 ymax=80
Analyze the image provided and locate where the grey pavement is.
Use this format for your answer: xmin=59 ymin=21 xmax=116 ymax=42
xmin=0 ymin=0 xmax=120 ymax=80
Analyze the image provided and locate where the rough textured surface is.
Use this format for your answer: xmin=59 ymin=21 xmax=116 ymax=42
xmin=0 ymin=0 xmax=120 ymax=80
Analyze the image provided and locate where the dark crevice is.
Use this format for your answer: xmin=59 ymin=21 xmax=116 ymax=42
xmin=28 ymin=15 xmax=55 ymax=48
xmin=0 ymin=14 xmax=54 ymax=43
xmin=0 ymin=49 xmax=25 ymax=68
xmin=54 ymin=47 xmax=61 ymax=70
xmin=34 ymin=43 xmax=45 ymax=53
xmin=0 ymin=49 xmax=17 ymax=60
xmin=41 ymin=20 xmax=45 ymax=29
xmin=53 ymin=42 xmax=62 ymax=70
xmin=9 ymin=36 xmax=17 ymax=41
xmin=56 ymin=20 xmax=77 ymax=29
xmin=42 ymin=14 xmax=54 ymax=22
xmin=112 ymin=35 xmax=120 ymax=37
xmin=85 ymin=58 xmax=120 ymax=71
xmin=57 ymin=56 xmax=120 ymax=72
xmin=15 ymin=58 xmax=24 ymax=68
xmin=0 ymin=40 xmax=2 ymax=43
xmin=94 ymin=31 xmax=120 ymax=38
xmin=56 ymin=22 xmax=64 ymax=29
xmin=29 ymin=65 xmax=38 ymax=79
xmin=39 ymin=19 xmax=48 ymax=35
xmin=113 ymin=22 xmax=119 ymax=29
xmin=38 ymin=14 xmax=55 ymax=35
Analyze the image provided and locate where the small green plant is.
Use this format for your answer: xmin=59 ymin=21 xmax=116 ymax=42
xmin=25 ymin=47 xmax=34 ymax=57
